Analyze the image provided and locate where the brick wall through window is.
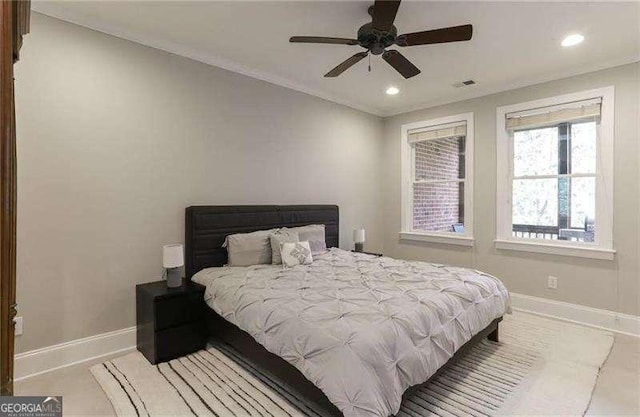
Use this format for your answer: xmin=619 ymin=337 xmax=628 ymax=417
xmin=412 ymin=136 xmax=464 ymax=232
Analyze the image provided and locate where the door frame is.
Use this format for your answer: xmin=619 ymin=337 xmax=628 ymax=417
xmin=1 ymin=0 xmax=29 ymax=396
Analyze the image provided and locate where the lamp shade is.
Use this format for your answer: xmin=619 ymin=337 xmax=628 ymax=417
xmin=353 ymin=228 xmax=366 ymax=244
xmin=163 ymin=244 xmax=184 ymax=268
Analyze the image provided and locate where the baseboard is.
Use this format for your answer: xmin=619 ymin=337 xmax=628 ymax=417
xmin=510 ymin=292 xmax=640 ymax=337
xmin=14 ymin=326 xmax=136 ymax=381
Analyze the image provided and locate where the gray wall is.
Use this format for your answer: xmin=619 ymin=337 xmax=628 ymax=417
xmin=381 ymin=63 xmax=639 ymax=317
xmin=14 ymin=14 xmax=383 ymax=353
xmin=13 ymin=13 xmax=640 ymax=354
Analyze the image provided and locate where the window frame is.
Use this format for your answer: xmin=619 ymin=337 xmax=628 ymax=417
xmin=400 ymin=112 xmax=475 ymax=247
xmin=495 ymin=87 xmax=615 ymax=260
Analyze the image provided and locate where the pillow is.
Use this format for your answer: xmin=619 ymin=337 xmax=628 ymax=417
xmin=269 ymin=228 xmax=299 ymax=265
xmin=225 ymin=229 xmax=276 ymax=266
xmin=281 ymin=241 xmax=313 ymax=268
xmin=290 ymin=224 xmax=327 ymax=255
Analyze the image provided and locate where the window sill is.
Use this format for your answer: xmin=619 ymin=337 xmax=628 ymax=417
xmin=399 ymin=232 xmax=475 ymax=247
xmin=494 ymin=239 xmax=615 ymax=260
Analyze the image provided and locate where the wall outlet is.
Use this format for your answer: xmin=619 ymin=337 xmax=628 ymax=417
xmin=547 ymin=276 xmax=558 ymax=290
xmin=14 ymin=316 xmax=23 ymax=336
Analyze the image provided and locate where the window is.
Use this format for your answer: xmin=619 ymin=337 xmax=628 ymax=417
xmin=512 ymin=121 xmax=596 ymax=240
xmin=496 ymin=87 xmax=614 ymax=259
xmin=400 ymin=113 xmax=474 ymax=246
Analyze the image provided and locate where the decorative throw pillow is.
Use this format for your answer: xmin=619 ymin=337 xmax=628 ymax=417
xmin=225 ymin=229 xmax=276 ymax=266
xmin=290 ymin=224 xmax=327 ymax=256
xmin=269 ymin=228 xmax=300 ymax=265
xmin=280 ymin=241 xmax=313 ymax=268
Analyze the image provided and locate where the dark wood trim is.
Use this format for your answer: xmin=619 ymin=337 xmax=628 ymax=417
xmin=12 ymin=0 xmax=29 ymax=61
xmin=0 ymin=0 xmax=17 ymax=396
xmin=1 ymin=0 xmax=29 ymax=396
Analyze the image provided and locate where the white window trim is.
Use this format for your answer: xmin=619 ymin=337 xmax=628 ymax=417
xmin=494 ymin=239 xmax=615 ymax=260
xmin=400 ymin=112 xmax=474 ymax=247
xmin=496 ymin=87 xmax=615 ymax=260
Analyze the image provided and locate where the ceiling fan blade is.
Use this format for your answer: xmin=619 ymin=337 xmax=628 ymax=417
xmin=396 ymin=24 xmax=473 ymax=46
xmin=371 ymin=0 xmax=401 ymax=32
xmin=382 ymin=50 xmax=420 ymax=79
xmin=290 ymin=36 xmax=359 ymax=46
xmin=325 ymin=52 xmax=369 ymax=77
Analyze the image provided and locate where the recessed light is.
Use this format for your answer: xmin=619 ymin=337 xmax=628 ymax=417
xmin=561 ymin=34 xmax=584 ymax=47
xmin=386 ymin=86 xmax=399 ymax=95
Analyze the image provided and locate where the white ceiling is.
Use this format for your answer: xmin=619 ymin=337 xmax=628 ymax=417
xmin=32 ymin=1 xmax=640 ymax=116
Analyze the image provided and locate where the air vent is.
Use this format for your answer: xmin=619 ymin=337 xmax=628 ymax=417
xmin=453 ymin=80 xmax=476 ymax=88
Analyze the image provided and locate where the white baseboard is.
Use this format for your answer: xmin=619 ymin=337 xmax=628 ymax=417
xmin=13 ymin=293 xmax=639 ymax=381
xmin=14 ymin=326 xmax=136 ymax=382
xmin=510 ymin=292 xmax=640 ymax=337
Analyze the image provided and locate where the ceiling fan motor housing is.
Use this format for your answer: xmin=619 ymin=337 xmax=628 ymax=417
xmin=357 ymin=23 xmax=397 ymax=55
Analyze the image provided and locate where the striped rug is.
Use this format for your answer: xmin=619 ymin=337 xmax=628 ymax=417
xmin=91 ymin=312 xmax=613 ymax=416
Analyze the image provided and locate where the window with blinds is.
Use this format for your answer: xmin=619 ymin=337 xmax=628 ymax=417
xmin=496 ymin=87 xmax=615 ymax=258
xmin=507 ymin=98 xmax=600 ymax=242
xmin=407 ymin=119 xmax=470 ymax=236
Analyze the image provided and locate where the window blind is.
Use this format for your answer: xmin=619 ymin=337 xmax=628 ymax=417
xmin=408 ymin=121 xmax=467 ymax=144
xmin=505 ymin=98 xmax=601 ymax=131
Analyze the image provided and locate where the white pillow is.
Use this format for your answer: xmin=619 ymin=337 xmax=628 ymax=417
xmin=280 ymin=241 xmax=313 ymax=268
xmin=289 ymin=224 xmax=326 ymax=256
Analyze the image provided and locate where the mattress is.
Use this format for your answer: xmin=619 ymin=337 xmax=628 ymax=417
xmin=192 ymin=248 xmax=511 ymax=417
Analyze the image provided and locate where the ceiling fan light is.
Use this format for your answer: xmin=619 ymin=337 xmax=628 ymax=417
xmin=386 ymin=86 xmax=400 ymax=95
xmin=561 ymin=34 xmax=584 ymax=47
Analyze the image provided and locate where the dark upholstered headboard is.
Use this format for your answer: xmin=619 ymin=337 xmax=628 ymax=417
xmin=185 ymin=205 xmax=339 ymax=279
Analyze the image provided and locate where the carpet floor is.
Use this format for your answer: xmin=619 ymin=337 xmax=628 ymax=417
xmin=91 ymin=312 xmax=613 ymax=416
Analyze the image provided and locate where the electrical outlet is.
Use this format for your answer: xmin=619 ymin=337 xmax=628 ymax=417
xmin=547 ymin=276 xmax=558 ymax=290
xmin=14 ymin=316 xmax=23 ymax=336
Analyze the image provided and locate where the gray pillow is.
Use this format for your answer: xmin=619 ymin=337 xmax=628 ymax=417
xmin=225 ymin=229 xmax=276 ymax=266
xmin=269 ymin=229 xmax=300 ymax=265
xmin=290 ymin=224 xmax=327 ymax=256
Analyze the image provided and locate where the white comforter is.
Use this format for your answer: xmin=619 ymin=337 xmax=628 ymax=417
xmin=192 ymin=248 xmax=510 ymax=417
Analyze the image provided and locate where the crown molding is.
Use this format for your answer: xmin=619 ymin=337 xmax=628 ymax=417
xmin=30 ymin=8 xmax=385 ymax=117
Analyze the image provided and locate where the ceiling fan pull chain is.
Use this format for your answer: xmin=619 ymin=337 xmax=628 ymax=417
xmin=368 ymin=53 xmax=371 ymax=72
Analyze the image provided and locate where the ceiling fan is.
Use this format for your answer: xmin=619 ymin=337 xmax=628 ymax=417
xmin=289 ymin=0 xmax=472 ymax=79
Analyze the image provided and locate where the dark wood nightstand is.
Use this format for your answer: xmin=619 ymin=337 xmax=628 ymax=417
xmin=351 ymin=250 xmax=383 ymax=257
xmin=136 ymin=280 xmax=207 ymax=364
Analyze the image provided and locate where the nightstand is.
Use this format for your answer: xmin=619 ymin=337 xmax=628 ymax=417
xmin=136 ymin=280 xmax=207 ymax=364
xmin=351 ymin=250 xmax=383 ymax=257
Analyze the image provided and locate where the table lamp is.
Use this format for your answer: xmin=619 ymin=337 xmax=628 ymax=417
xmin=353 ymin=228 xmax=365 ymax=252
xmin=163 ymin=244 xmax=184 ymax=288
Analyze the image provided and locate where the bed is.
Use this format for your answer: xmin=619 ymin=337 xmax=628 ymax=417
xmin=185 ymin=205 xmax=510 ymax=417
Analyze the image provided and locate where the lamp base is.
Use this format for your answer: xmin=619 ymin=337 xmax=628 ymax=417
xmin=354 ymin=242 xmax=364 ymax=252
xmin=166 ymin=268 xmax=182 ymax=288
